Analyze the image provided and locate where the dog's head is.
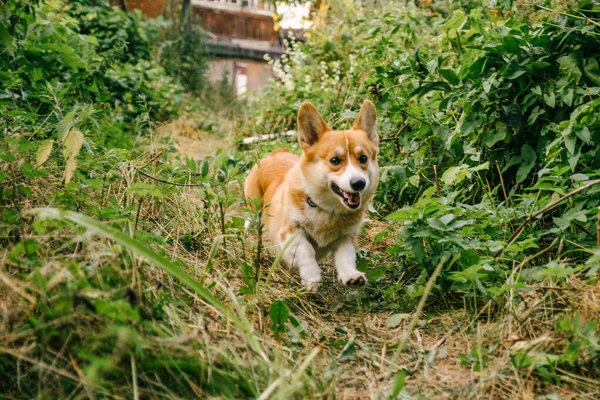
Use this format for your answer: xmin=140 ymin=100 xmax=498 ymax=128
xmin=298 ymin=100 xmax=379 ymax=212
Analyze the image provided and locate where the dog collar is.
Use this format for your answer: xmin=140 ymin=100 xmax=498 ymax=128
xmin=306 ymin=197 xmax=317 ymax=208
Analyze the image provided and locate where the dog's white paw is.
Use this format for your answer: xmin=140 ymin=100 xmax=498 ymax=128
xmin=339 ymin=271 xmax=368 ymax=287
xmin=301 ymin=280 xmax=321 ymax=292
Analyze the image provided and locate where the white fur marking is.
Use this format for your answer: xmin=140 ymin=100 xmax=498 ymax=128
xmin=337 ymin=133 xmax=369 ymax=192
xmin=281 ymin=232 xmax=322 ymax=291
xmin=335 ymin=238 xmax=366 ymax=284
xmin=344 ymin=133 xmax=350 ymax=155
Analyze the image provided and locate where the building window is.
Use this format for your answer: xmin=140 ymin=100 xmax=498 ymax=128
xmin=235 ymin=63 xmax=248 ymax=95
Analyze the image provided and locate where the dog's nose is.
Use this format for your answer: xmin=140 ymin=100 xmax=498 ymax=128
xmin=350 ymin=177 xmax=366 ymax=191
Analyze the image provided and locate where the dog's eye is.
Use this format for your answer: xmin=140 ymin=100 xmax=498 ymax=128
xmin=330 ymin=157 xmax=341 ymax=166
xmin=358 ymin=155 xmax=368 ymax=164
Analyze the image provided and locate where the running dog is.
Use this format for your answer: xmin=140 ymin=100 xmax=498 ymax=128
xmin=244 ymin=100 xmax=379 ymax=291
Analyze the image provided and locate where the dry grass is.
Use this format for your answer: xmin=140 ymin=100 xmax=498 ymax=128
xmin=156 ymin=118 xmax=236 ymax=159
xmin=1 ymin=130 xmax=599 ymax=399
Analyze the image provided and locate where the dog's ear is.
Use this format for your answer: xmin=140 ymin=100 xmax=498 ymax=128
xmin=298 ymin=102 xmax=329 ymax=150
xmin=353 ymin=100 xmax=378 ymax=144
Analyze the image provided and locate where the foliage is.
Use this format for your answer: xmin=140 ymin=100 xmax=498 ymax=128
xmin=2 ymin=0 xmax=600 ymax=398
xmin=239 ymin=0 xmax=600 ymax=390
xmin=66 ymin=0 xmax=166 ymax=63
xmin=159 ymin=5 xmax=209 ymax=95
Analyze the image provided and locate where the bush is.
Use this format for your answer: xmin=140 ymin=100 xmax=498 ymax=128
xmin=239 ymin=0 xmax=600 ymax=382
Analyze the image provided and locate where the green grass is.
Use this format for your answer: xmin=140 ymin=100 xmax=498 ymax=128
xmin=2 ymin=130 xmax=598 ymax=398
xmin=2 ymin=0 xmax=600 ymax=398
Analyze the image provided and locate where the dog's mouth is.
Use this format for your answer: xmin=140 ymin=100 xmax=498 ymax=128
xmin=331 ymin=183 xmax=361 ymax=209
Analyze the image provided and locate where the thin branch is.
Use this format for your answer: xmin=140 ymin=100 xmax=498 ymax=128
xmin=495 ymin=160 xmax=509 ymax=204
xmin=496 ymin=179 xmax=600 ymax=257
xmin=379 ymin=124 xmax=409 ymax=142
xmin=433 ymin=164 xmax=441 ymax=198
xmin=139 ymin=152 xmax=163 ymax=169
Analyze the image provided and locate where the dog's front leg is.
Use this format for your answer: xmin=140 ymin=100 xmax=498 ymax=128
xmin=281 ymin=233 xmax=322 ymax=292
xmin=334 ymin=238 xmax=367 ymax=286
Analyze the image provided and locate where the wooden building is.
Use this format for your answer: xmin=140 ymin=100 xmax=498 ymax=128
xmin=114 ymin=0 xmax=289 ymax=95
xmin=191 ymin=0 xmax=284 ymax=95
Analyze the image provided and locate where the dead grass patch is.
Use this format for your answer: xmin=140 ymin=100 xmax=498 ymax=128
xmin=156 ymin=119 xmax=235 ymax=159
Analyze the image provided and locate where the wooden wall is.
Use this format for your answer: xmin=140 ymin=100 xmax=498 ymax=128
xmin=113 ymin=0 xmax=168 ymax=18
xmin=193 ymin=7 xmax=278 ymax=42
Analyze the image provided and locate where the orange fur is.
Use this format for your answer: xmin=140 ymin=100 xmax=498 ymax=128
xmin=244 ymin=100 xmax=379 ymax=291
xmin=244 ymin=149 xmax=298 ymax=210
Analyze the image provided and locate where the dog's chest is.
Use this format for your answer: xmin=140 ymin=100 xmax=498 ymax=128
xmin=295 ymin=206 xmax=361 ymax=247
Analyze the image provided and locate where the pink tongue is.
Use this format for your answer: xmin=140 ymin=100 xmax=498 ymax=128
xmin=342 ymin=191 xmax=361 ymax=205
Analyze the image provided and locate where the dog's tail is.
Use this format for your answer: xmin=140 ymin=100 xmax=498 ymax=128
xmin=244 ymin=149 xmax=298 ymax=211
xmin=244 ymin=163 xmax=264 ymax=211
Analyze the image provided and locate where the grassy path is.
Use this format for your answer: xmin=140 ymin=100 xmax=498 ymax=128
xmin=156 ymin=126 xmax=600 ymax=399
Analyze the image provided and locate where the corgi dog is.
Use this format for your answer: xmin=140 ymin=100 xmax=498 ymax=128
xmin=244 ymin=100 xmax=379 ymax=291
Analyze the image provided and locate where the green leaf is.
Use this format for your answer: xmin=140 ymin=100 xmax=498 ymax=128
xmin=201 ymin=160 xmax=210 ymax=177
xmin=530 ymin=61 xmax=550 ymax=70
xmin=516 ymin=162 xmax=534 ymax=184
xmin=409 ymin=81 xmax=451 ymax=98
xmin=583 ymin=57 xmax=600 ymax=86
xmin=340 ymin=110 xmax=358 ymax=120
xmin=521 ymin=144 xmax=536 ymax=163
xmin=442 ymin=10 xmax=467 ymax=30
xmin=387 ymin=207 xmax=421 ymax=222
xmin=52 ymin=44 xmax=87 ymax=69
xmin=482 ymin=123 xmax=507 ymax=148
xmin=439 ymin=69 xmax=459 ymax=85
xmin=127 ymin=182 xmax=163 ymax=198
xmin=389 ymin=370 xmax=408 ymax=399
xmin=459 ymin=249 xmax=480 ymax=268
xmin=366 ymin=266 xmax=387 ymax=282
xmin=95 ymin=300 xmax=141 ymax=323
xmin=575 ymin=125 xmax=591 ymax=145
xmin=570 ymin=173 xmax=588 ymax=182
xmin=506 ymin=70 xmax=526 ymax=80
xmin=487 ymin=282 xmax=526 ymax=296
xmin=408 ymin=174 xmax=420 ymax=187
xmin=442 ymin=165 xmax=469 ymax=185
xmin=269 ymin=300 xmax=289 ymax=339
xmin=527 ymin=106 xmax=545 ymax=126
xmin=553 ymin=208 xmax=587 ymax=230
xmin=426 ymin=58 xmax=438 ymax=74
xmin=567 ymin=149 xmax=581 ymax=171
xmin=558 ymin=52 xmax=582 ymax=84
xmin=440 ymin=213 xmax=455 ymax=225
xmin=544 ymin=91 xmax=556 ymax=108
xmin=502 ymin=35 xmax=521 ymax=53
xmin=427 ymin=216 xmax=449 ymax=230
xmin=470 ymin=161 xmax=489 ymax=172
xmin=562 ymin=88 xmax=574 ymax=107
xmin=564 ymin=133 xmax=577 ymax=155
xmin=0 ymin=24 xmax=12 ymax=47
xmin=57 ymin=111 xmax=75 ymax=142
